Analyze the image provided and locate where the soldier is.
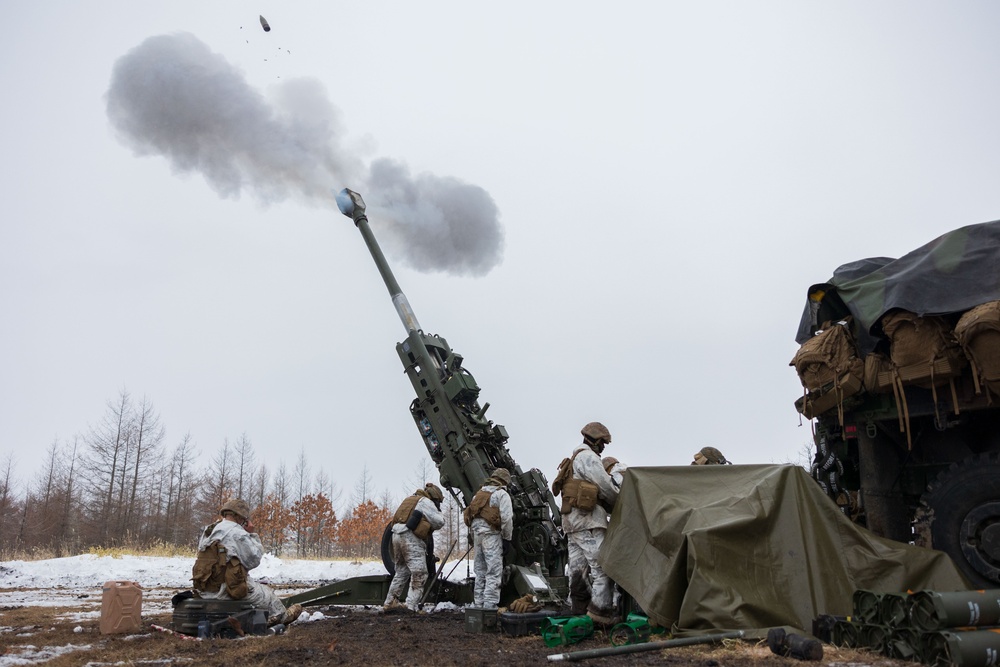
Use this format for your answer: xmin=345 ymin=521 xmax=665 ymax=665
xmin=384 ymin=482 xmax=445 ymax=611
xmin=691 ymin=446 xmax=731 ymax=465
xmin=464 ymin=468 xmax=514 ymax=609
xmin=192 ymin=498 xmax=302 ymax=627
xmin=552 ymin=422 xmax=620 ymax=625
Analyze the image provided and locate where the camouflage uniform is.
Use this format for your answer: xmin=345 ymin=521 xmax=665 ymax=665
xmin=195 ymin=515 xmax=289 ymax=623
xmin=471 ymin=478 xmax=514 ymax=609
xmin=384 ymin=490 xmax=445 ymax=611
xmin=603 ymin=456 xmax=628 ymax=491
xmin=563 ymin=443 xmax=619 ymax=621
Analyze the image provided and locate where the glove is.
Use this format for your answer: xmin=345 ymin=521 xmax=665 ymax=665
xmin=502 ymin=539 xmax=512 ymax=557
xmin=509 ymin=594 xmax=542 ymax=614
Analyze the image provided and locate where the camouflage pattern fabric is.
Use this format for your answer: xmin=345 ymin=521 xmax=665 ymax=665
xmin=194 ymin=519 xmax=287 ymax=622
xmin=470 ymin=483 xmax=513 ymax=608
xmin=568 ymin=528 xmax=613 ymax=614
xmin=473 ymin=531 xmax=505 ymax=608
xmin=562 ymin=446 xmax=619 ymax=533
xmin=385 ymin=530 xmax=431 ymax=611
xmin=795 ymin=220 xmax=1000 ymax=355
xmin=385 ymin=496 xmax=444 ymax=611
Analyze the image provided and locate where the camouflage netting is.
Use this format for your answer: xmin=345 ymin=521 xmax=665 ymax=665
xmin=796 ymin=220 xmax=1000 ymax=355
xmin=600 ymin=465 xmax=968 ymax=636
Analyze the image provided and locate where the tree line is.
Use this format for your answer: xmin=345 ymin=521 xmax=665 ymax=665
xmin=0 ymin=389 xmax=469 ymax=562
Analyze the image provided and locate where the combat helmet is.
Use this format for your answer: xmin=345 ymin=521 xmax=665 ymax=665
xmin=490 ymin=467 xmax=511 ymax=486
xmin=424 ymin=482 xmax=444 ymax=507
xmin=581 ymin=421 xmax=611 ymax=454
xmin=692 ymin=447 xmax=730 ymax=465
xmin=219 ymin=498 xmax=251 ymax=522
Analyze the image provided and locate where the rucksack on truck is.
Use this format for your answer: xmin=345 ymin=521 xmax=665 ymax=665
xmin=876 ymin=310 xmax=967 ymax=448
xmin=954 ymin=300 xmax=1000 ymax=400
xmin=790 ymin=318 xmax=865 ymax=422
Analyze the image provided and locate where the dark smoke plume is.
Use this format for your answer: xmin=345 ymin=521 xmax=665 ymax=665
xmin=106 ymin=32 xmax=503 ymax=276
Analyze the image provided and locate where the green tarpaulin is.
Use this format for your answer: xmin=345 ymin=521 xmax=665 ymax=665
xmin=600 ymin=465 xmax=968 ymax=634
xmin=795 ymin=220 xmax=1000 ymax=355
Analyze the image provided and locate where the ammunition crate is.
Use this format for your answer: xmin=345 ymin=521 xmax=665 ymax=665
xmin=499 ymin=610 xmax=558 ymax=637
xmin=172 ymin=597 xmax=264 ymax=637
xmin=464 ymin=607 xmax=498 ymax=633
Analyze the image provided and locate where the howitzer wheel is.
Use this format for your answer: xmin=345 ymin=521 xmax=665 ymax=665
xmin=515 ymin=522 xmax=551 ymax=561
xmin=380 ymin=522 xmax=436 ymax=578
xmin=915 ymin=451 xmax=1000 ymax=588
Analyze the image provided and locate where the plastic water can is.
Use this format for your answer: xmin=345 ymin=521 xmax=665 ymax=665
xmin=100 ymin=580 xmax=143 ymax=634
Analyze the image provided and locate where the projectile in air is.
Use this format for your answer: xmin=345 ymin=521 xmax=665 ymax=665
xmin=260 ymin=15 xmax=271 ymax=32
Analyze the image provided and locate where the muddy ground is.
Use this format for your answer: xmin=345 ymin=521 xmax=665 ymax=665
xmin=0 ymin=588 xmax=912 ymax=667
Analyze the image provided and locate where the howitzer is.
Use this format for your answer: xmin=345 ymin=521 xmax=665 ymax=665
xmin=335 ymin=188 xmax=568 ymax=605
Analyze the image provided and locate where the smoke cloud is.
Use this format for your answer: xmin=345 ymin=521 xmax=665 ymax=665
xmin=106 ymin=32 xmax=503 ymax=276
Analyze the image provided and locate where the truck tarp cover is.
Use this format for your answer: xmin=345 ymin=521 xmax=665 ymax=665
xmin=600 ymin=465 xmax=967 ymax=634
xmin=795 ymin=220 xmax=1000 ymax=354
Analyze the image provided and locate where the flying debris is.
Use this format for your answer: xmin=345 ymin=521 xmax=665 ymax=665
xmin=259 ymin=15 xmax=271 ymax=32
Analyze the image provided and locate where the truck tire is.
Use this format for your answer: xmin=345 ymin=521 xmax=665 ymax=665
xmin=917 ymin=452 xmax=1000 ymax=587
xmin=380 ymin=522 xmax=436 ymax=577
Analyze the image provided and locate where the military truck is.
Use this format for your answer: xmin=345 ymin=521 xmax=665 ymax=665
xmin=791 ymin=220 xmax=1000 ymax=588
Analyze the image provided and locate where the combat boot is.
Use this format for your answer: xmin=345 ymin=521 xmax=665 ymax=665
xmin=586 ymin=604 xmax=621 ymax=628
xmin=281 ymin=603 xmax=304 ymax=625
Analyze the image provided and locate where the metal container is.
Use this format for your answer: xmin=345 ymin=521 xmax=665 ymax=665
xmin=464 ymin=607 xmax=498 ymax=633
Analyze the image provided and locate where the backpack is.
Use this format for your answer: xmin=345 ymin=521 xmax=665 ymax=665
xmin=551 ymin=450 xmax=599 ymax=514
xmin=790 ymin=319 xmax=865 ymax=422
xmin=790 ymin=319 xmax=864 ymax=392
xmin=879 ymin=310 xmax=966 ymax=386
xmin=463 ymin=489 xmax=501 ymax=529
xmin=878 ymin=310 xmax=967 ymax=447
xmin=192 ymin=539 xmax=249 ymax=600
xmin=955 ymin=300 xmax=1000 ymax=400
xmin=392 ymin=494 xmax=433 ymax=540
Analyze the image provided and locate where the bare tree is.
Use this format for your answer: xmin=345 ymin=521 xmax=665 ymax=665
xmin=82 ymin=388 xmax=133 ymax=542
xmin=123 ymin=395 xmax=165 ymax=537
xmin=232 ymin=433 xmax=256 ymax=498
xmin=0 ymin=453 xmax=17 ymax=549
xmin=199 ymin=439 xmax=234 ymax=525
xmin=164 ymin=433 xmax=199 ymax=544
xmin=406 ymin=457 xmax=436 ymax=490
xmin=293 ymin=448 xmax=309 ymax=503
xmin=351 ymin=464 xmax=375 ymax=507
xmin=271 ymin=461 xmax=292 ymax=508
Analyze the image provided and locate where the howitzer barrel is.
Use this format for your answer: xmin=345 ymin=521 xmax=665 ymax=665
xmin=335 ymin=188 xmax=567 ymax=591
xmin=336 ymin=188 xmax=421 ymax=333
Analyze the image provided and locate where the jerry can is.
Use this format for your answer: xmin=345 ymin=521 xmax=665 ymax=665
xmin=100 ymin=580 xmax=143 ymax=634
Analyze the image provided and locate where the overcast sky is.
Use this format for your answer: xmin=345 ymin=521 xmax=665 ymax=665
xmin=4 ymin=2 xmax=1000 ymax=510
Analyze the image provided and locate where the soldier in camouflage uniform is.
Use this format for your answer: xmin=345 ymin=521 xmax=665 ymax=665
xmin=553 ymin=422 xmax=620 ymax=625
xmin=193 ymin=498 xmax=302 ymax=626
xmin=384 ymin=483 xmax=446 ymax=611
xmin=464 ymin=468 xmax=514 ymax=609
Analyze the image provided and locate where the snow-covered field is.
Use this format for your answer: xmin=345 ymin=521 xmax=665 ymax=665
xmin=0 ymin=554 xmax=469 ymax=665
xmin=0 ymin=553 xmax=390 ymax=614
